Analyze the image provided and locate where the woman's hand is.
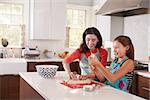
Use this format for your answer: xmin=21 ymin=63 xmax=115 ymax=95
xmin=69 ymin=72 xmax=78 ymax=79
xmin=69 ymin=73 xmax=88 ymax=80
xmin=69 ymin=72 xmax=84 ymax=80
xmin=78 ymin=75 xmax=88 ymax=80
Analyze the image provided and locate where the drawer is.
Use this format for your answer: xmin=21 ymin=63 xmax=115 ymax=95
xmin=137 ymin=75 xmax=150 ymax=99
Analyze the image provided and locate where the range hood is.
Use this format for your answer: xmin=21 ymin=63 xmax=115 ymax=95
xmin=96 ymin=0 xmax=150 ymax=17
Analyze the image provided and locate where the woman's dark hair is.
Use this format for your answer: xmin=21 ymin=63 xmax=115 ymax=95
xmin=114 ymin=35 xmax=134 ymax=60
xmin=80 ymin=27 xmax=103 ymax=53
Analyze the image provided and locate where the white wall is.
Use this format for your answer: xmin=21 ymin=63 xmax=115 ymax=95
xmin=96 ymin=15 xmax=111 ymax=41
xmin=124 ymin=14 xmax=149 ymax=60
xmin=96 ymin=16 xmax=124 ymax=42
xmin=111 ymin=16 xmax=124 ymax=41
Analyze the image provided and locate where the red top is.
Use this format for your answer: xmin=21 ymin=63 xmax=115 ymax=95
xmin=64 ymin=48 xmax=108 ymax=67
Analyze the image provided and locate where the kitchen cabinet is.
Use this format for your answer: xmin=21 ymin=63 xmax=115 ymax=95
xmin=30 ymin=0 xmax=51 ymax=39
xmin=51 ymin=0 xmax=66 ymax=39
xmin=20 ymin=77 xmax=44 ymax=100
xmin=137 ymin=75 xmax=150 ymax=100
xmin=0 ymin=58 xmax=26 ymax=100
xmin=0 ymin=77 xmax=1 ymax=99
xmin=27 ymin=61 xmax=81 ymax=74
xmin=0 ymin=75 xmax=19 ymax=100
xmin=30 ymin=0 xmax=66 ymax=40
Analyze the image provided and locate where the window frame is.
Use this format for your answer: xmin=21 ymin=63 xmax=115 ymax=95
xmin=0 ymin=2 xmax=24 ymax=48
xmin=66 ymin=4 xmax=92 ymax=48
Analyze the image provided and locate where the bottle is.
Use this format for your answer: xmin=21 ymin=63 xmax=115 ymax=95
xmin=0 ymin=51 xmax=3 ymax=58
xmin=9 ymin=48 xmax=14 ymax=58
xmin=35 ymin=46 xmax=40 ymax=53
xmin=35 ymin=45 xmax=40 ymax=58
xmin=21 ymin=47 xmax=25 ymax=58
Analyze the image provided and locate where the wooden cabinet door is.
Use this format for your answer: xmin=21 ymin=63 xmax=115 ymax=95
xmin=137 ymin=75 xmax=150 ymax=99
xmin=0 ymin=75 xmax=19 ymax=100
xmin=0 ymin=76 xmax=1 ymax=99
xmin=20 ymin=77 xmax=44 ymax=100
xmin=70 ymin=61 xmax=81 ymax=74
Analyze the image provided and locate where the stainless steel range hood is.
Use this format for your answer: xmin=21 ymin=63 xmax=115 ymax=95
xmin=96 ymin=0 xmax=150 ymax=17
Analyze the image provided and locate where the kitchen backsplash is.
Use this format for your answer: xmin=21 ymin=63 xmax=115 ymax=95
xmin=0 ymin=48 xmax=22 ymax=58
xmin=0 ymin=47 xmax=75 ymax=59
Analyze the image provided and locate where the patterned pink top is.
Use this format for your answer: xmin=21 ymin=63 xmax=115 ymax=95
xmin=64 ymin=48 xmax=108 ymax=67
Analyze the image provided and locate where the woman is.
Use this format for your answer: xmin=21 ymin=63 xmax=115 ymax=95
xmin=89 ymin=35 xmax=134 ymax=92
xmin=63 ymin=27 xmax=108 ymax=82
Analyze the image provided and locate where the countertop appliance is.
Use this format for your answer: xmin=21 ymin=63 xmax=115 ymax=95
xmin=22 ymin=47 xmax=40 ymax=59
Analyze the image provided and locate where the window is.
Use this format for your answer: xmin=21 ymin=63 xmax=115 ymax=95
xmin=0 ymin=3 xmax=24 ymax=47
xmin=66 ymin=7 xmax=86 ymax=48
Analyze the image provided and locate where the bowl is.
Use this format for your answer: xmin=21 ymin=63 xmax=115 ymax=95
xmin=36 ymin=65 xmax=59 ymax=78
xmin=45 ymin=51 xmax=54 ymax=58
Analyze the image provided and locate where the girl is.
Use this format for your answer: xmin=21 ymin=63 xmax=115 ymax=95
xmin=89 ymin=35 xmax=134 ymax=92
xmin=63 ymin=27 xmax=108 ymax=82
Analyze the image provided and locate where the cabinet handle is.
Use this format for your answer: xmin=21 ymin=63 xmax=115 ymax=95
xmin=142 ymin=87 xmax=150 ymax=92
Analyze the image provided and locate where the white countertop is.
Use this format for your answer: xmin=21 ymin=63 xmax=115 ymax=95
xmin=135 ymin=70 xmax=150 ymax=78
xmin=0 ymin=58 xmax=26 ymax=62
xmin=25 ymin=57 xmax=64 ymax=62
xmin=19 ymin=72 xmax=145 ymax=100
xmin=136 ymin=59 xmax=150 ymax=64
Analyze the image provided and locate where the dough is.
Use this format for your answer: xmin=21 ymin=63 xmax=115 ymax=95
xmin=88 ymin=53 xmax=95 ymax=62
xmin=67 ymin=79 xmax=91 ymax=85
xmin=90 ymin=53 xmax=95 ymax=58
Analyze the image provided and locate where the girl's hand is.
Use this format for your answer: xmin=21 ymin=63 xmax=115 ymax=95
xmin=88 ymin=54 xmax=99 ymax=67
xmin=78 ymin=73 xmax=96 ymax=80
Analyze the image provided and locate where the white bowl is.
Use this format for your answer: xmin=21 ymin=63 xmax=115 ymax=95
xmin=44 ymin=51 xmax=54 ymax=58
xmin=36 ymin=65 xmax=59 ymax=78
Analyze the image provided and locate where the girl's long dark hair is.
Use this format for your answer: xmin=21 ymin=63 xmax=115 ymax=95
xmin=114 ymin=35 xmax=134 ymax=60
xmin=80 ymin=27 xmax=103 ymax=53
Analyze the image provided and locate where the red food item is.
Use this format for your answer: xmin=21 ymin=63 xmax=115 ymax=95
xmin=60 ymin=81 xmax=104 ymax=89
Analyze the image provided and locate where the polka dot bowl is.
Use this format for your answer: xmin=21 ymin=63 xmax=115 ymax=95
xmin=36 ymin=65 xmax=59 ymax=78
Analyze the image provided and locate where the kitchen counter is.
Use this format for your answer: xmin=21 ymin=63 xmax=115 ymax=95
xmin=136 ymin=59 xmax=150 ymax=64
xmin=25 ymin=57 xmax=64 ymax=62
xmin=136 ymin=59 xmax=150 ymax=72
xmin=135 ymin=70 xmax=150 ymax=78
xmin=19 ymin=72 xmax=145 ymax=100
